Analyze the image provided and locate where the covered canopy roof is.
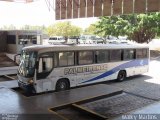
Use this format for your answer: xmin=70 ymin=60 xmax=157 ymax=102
xmin=1 ymin=0 xmax=159 ymax=20
xmin=55 ymin=0 xmax=160 ymax=20
xmin=0 ymin=0 xmax=33 ymax=3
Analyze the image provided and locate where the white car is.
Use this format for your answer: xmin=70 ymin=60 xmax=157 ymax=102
xmin=67 ymin=36 xmax=80 ymax=44
xmin=48 ymin=36 xmax=65 ymax=44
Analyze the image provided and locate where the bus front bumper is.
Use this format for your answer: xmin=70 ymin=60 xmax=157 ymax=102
xmin=18 ymin=80 xmax=36 ymax=93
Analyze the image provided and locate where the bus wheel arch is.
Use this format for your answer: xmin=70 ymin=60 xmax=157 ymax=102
xmin=116 ymin=70 xmax=127 ymax=82
xmin=56 ymin=78 xmax=70 ymax=91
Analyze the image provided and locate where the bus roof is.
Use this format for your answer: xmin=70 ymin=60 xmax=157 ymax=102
xmin=22 ymin=44 xmax=149 ymax=53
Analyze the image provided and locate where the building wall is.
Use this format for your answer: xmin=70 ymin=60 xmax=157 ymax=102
xmin=7 ymin=44 xmax=17 ymax=54
xmin=0 ymin=30 xmax=43 ymax=54
xmin=7 ymin=30 xmax=42 ymax=54
xmin=0 ymin=31 xmax=7 ymax=52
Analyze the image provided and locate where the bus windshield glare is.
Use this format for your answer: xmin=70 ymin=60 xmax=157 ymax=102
xmin=18 ymin=50 xmax=37 ymax=77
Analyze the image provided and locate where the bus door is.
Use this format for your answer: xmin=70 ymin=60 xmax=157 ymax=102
xmin=36 ymin=53 xmax=55 ymax=92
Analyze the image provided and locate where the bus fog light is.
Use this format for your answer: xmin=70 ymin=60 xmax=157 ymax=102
xmin=28 ymin=79 xmax=34 ymax=84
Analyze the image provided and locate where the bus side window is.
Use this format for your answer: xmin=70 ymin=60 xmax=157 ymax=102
xmin=42 ymin=61 xmax=46 ymax=71
xmin=95 ymin=50 xmax=109 ymax=63
xmin=110 ymin=50 xmax=122 ymax=62
xmin=78 ymin=51 xmax=93 ymax=65
xmin=123 ymin=49 xmax=135 ymax=60
xmin=38 ymin=58 xmax=43 ymax=73
xmin=58 ymin=52 xmax=75 ymax=67
xmin=143 ymin=49 xmax=148 ymax=58
xmin=38 ymin=57 xmax=53 ymax=73
xmin=136 ymin=49 xmax=147 ymax=59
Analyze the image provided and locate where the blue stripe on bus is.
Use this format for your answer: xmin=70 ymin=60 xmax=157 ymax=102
xmin=81 ymin=59 xmax=149 ymax=84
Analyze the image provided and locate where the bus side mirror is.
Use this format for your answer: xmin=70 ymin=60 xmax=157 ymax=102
xmin=35 ymin=61 xmax=39 ymax=70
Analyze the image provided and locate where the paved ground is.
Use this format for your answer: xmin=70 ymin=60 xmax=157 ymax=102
xmin=0 ymin=53 xmax=17 ymax=67
xmin=82 ymin=93 xmax=154 ymax=118
xmin=0 ymin=84 xmax=122 ymax=120
xmin=0 ymin=75 xmax=18 ymax=82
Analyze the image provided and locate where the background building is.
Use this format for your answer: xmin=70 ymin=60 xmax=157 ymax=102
xmin=0 ymin=30 xmax=42 ymax=54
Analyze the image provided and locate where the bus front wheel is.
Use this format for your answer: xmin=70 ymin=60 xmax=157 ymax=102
xmin=56 ymin=79 xmax=70 ymax=91
xmin=117 ymin=70 xmax=126 ymax=82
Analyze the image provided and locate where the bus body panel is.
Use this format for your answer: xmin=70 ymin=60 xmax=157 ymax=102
xmin=17 ymin=44 xmax=149 ymax=93
xmin=31 ymin=58 xmax=149 ymax=93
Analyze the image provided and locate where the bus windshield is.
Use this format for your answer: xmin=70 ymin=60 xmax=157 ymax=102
xmin=18 ymin=50 xmax=37 ymax=77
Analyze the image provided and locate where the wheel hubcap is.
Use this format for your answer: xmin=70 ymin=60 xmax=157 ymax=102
xmin=120 ymin=74 xmax=124 ymax=79
xmin=60 ymin=83 xmax=66 ymax=90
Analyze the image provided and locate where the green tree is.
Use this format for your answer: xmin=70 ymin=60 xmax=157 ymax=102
xmin=46 ymin=21 xmax=82 ymax=37
xmin=1 ymin=24 xmax=16 ymax=30
xmin=95 ymin=16 xmax=120 ymax=38
xmin=21 ymin=25 xmax=46 ymax=32
xmin=123 ymin=13 xmax=160 ymax=43
xmin=84 ymin=24 xmax=96 ymax=35
xmin=95 ymin=13 xmax=160 ymax=43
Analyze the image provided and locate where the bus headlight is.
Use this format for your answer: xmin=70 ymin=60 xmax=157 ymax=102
xmin=28 ymin=79 xmax=34 ymax=84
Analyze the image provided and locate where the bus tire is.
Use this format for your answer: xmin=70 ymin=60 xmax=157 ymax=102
xmin=56 ymin=79 xmax=70 ymax=91
xmin=116 ymin=70 xmax=126 ymax=82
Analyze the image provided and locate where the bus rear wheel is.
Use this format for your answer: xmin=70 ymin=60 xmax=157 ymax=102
xmin=117 ymin=70 xmax=126 ymax=82
xmin=56 ymin=79 xmax=70 ymax=91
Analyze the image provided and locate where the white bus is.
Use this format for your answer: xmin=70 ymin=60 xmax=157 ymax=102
xmin=17 ymin=44 xmax=149 ymax=93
